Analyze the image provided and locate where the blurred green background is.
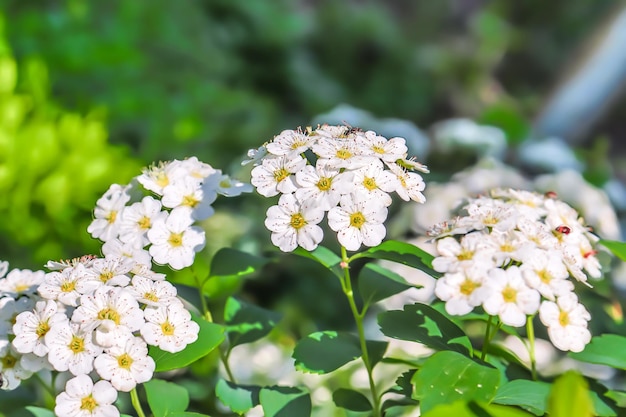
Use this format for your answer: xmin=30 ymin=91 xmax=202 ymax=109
xmin=1 ymin=0 xmax=625 ymax=269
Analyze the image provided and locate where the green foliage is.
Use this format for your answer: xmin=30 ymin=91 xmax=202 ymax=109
xmin=569 ymin=334 xmax=626 ymax=369
xmin=24 ymin=408 xmax=54 ymax=417
xmin=145 ymin=380 xmax=190 ymax=417
xmin=0 ymin=17 xmax=141 ymax=267
xmin=378 ymin=303 xmax=473 ymax=354
xmin=332 ymin=388 xmax=372 ymax=412
xmin=292 ymin=331 xmax=362 ymax=374
xmin=412 ymin=351 xmax=502 ymax=414
xmin=546 ymin=371 xmax=595 ymax=417
xmin=259 ymin=386 xmax=311 ymax=417
xmin=224 ymin=296 xmax=282 ymax=347
xmin=599 ymin=240 xmax=626 ymax=263
xmin=350 ymin=240 xmax=439 ymax=277
xmin=358 ymin=262 xmax=415 ymax=307
xmin=215 ymin=380 xmax=260 ymax=415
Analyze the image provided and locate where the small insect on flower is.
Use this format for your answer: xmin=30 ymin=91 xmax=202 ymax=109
xmin=555 ymin=225 xmax=572 ymax=235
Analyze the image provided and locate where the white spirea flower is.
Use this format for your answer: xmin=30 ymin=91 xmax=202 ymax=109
xmin=147 ymin=207 xmax=206 ymax=270
xmin=39 ymin=264 xmax=100 ymax=307
xmin=294 ymin=164 xmax=353 ymax=211
xmin=265 ymin=128 xmax=313 ymax=157
xmin=264 ymin=193 xmax=325 ymax=252
xmin=72 ymin=287 xmax=144 ymax=347
xmin=54 ymin=374 xmax=119 ymax=417
xmin=351 ymin=163 xmax=399 ymax=207
xmin=0 ymin=296 xmax=36 ymax=336
xmin=127 ymin=275 xmax=178 ymax=306
xmin=482 ymin=266 xmax=540 ymax=327
xmin=87 ymin=184 xmax=132 ymax=242
xmin=539 ymin=293 xmax=591 ymax=352
xmin=101 ymin=239 xmax=152 ymax=267
xmin=136 ymin=160 xmax=186 ymax=196
xmin=251 ymin=155 xmax=307 ymax=197
xmin=140 ymin=301 xmax=199 ymax=353
xmin=214 ymin=173 xmax=254 ymax=197
xmin=0 ymin=269 xmax=45 ymax=298
xmin=161 ymin=176 xmax=216 ymax=221
xmin=0 ymin=340 xmax=35 ymax=390
xmin=435 ymin=266 xmax=486 ymax=316
xmin=118 ymin=196 xmax=167 ymax=246
xmin=46 ymin=322 xmax=103 ymax=375
xmin=246 ymin=125 xmax=428 ymax=251
xmin=12 ymin=300 xmax=68 ymax=357
xmin=93 ymin=336 xmax=155 ymax=392
xmin=327 ymin=194 xmax=388 ymax=251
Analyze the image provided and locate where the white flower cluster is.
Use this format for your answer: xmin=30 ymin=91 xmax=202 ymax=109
xmin=0 ymin=255 xmax=199 ymax=417
xmin=87 ymin=157 xmax=252 ymax=270
xmin=429 ymin=189 xmax=602 ymax=352
xmin=246 ymin=125 xmax=428 ymax=252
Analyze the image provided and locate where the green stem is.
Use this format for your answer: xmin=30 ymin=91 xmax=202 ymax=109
xmin=481 ymin=315 xmax=494 ymax=361
xmin=130 ymin=387 xmax=147 ymax=417
xmin=340 ymin=247 xmax=381 ymax=417
xmin=221 ymin=348 xmax=237 ymax=383
xmin=526 ymin=315 xmax=537 ymax=381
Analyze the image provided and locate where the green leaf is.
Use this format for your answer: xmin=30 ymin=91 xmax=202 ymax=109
xmin=209 ymin=247 xmax=267 ymax=278
xmin=332 ymin=388 xmax=372 ymax=412
xmin=569 ymin=334 xmax=626 ymax=370
xmin=145 ymin=379 xmax=189 ymax=417
xmin=25 ymin=407 xmax=55 ymax=417
xmin=599 ymin=240 xmax=626 ymax=262
xmin=493 ymin=380 xmax=550 ymax=416
xmin=378 ymin=303 xmax=472 ymax=354
xmin=358 ymin=263 xmax=414 ymax=306
xmin=366 ymin=339 xmax=388 ymax=369
xmin=259 ymin=386 xmax=311 ymax=417
xmin=350 ymin=240 xmax=439 ymax=277
xmin=292 ymin=331 xmax=361 ymax=374
xmin=412 ymin=351 xmax=501 ymax=414
xmin=167 ymin=413 xmax=212 ymax=417
xmin=547 ymin=371 xmax=594 ymax=417
xmin=215 ymin=379 xmax=260 ymax=414
xmin=293 ymin=245 xmax=342 ymax=278
xmin=224 ymin=297 xmax=282 ymax=347
xmin=422 ymin=401 xmax=536 ymax=417
xmin=150 ymin=314 xmax=224 ymax=372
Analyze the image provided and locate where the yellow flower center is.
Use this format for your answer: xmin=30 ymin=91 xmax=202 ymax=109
xmin=13 ymin=283 xmax=29 ymax=293
xmin=117 ymin=353 xmax=133 ymax=370
xmin=144 ymin=292 xmax=159 ymax=302
xmin=97 ymin=308 xmax=121 ymax=325
xmin=273 ymin=168 xmax=290 ymax=183
xmin=290 ymin=140 xmax=307 ymax=149
xmin=538 ymin=269 xmax=552 ymax=284
xmin=182 ymin=195 xmax=199 ymax=208
xmin=336 ymin=148 xmax=352 ymax=160
xmin=502 ymin=286 xmax=517 ymax=303
xmin=106 ymin=210 xmax=118 ymax=225
xmin=99 ymin=271 xmax=114 ymax=283
xmin=349 ymin=212 xmax=365 ymax=228
xmin=316 ymin=177 xmax=332 ymax=191
xmin=80 ymin=395 xmax=98 ymax=412
xmin=558 ymin=310 xmax=570 ymax=327
xmin=362 ymin=177 xmax=377 ymax=191
xmin=60 ymin=280 xmax=76 ymax=293
xmin=1 ymin=354 xmax=17 ymax=369
xmin=161 ymin=321 xmax=175 ymax=336
xmin=69 ymin=336 xmax=85 ymax=353
xmin=457 ymin=249 xmax=474 ymax=261
xmin=138 ymin=216 xmax=151 ymax=229
xmin=500 ymin=243 xmax=515 ymax=253
xmin=290 ymin=213 xmax=307 ymax=230
xmin=372 ymin=145 xmax=386 ymax=154
xmin=168 ymin=232 xmax=184 ymax=247
xmin=35 ymin=321 xmax=51 ymax=338
xmin=156 ymin=172 xmax=169 ymax=189
xmin=460 ymin=279 xmax=480 ymax=296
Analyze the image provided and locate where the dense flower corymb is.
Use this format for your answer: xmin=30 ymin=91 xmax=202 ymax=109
xmin=246 ymin=125 xmax=428 ymax=252
xmin=428 ymin=188 xmax=602 ymax=352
